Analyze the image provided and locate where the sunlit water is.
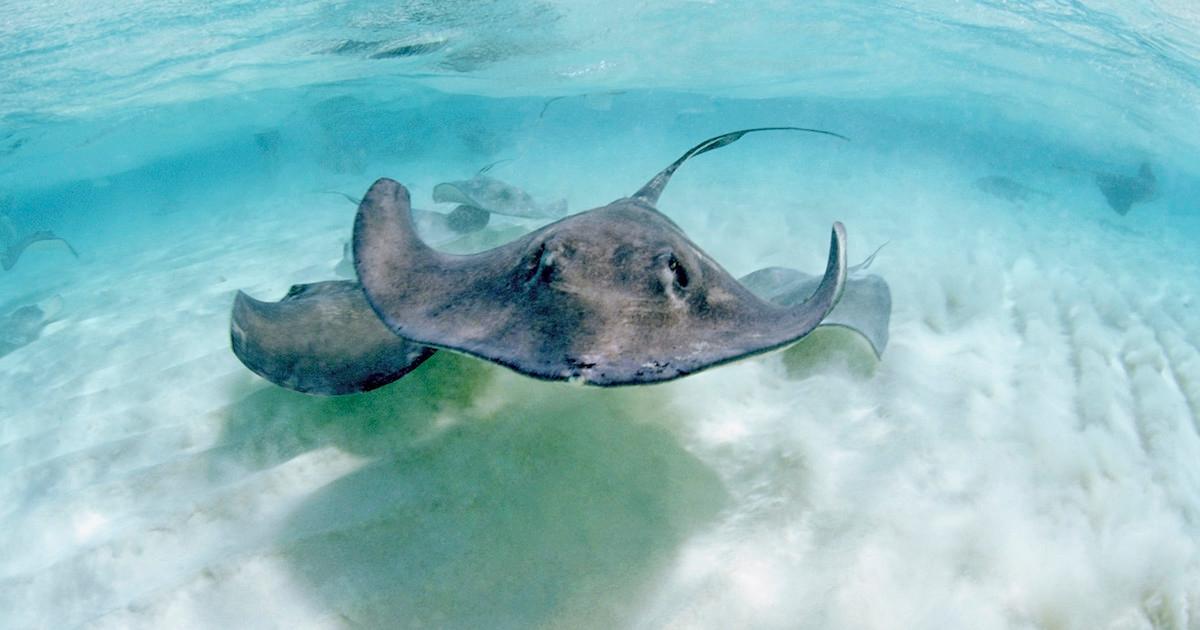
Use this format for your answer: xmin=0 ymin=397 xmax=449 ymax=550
xmin=2 ymin=2 xmax=1200 ymax=629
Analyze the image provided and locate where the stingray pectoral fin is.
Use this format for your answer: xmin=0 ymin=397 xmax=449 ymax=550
xmin=23 ymin=235 xmax=78 ymax=258
xmin=354 ymin=179 xmax=446 ymax=297
xmin=820 ymin=274 xmax=892 ymax=358
xmin=739 ymin=264 xmax=892 ymax=359
xmin=792 ymin=275 xmax=891 ymax=359
xmin=230 ymin=280 xmax=435 ymax=395
xmin=2 ymin=231 xmax=79 ymax=271
xmin=782 ymin=221 xmax=848 ymax=336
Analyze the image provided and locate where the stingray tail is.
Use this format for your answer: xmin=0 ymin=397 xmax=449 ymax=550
xmin=632 ymin=126 xmax=850 ymax=205
xmin=319 ymin=190 xmax=362 ymax=206
xmin=849 ymin=241 xmax=888 ymax=275
xmin=476 ymin=158 xmax=514 ymax=176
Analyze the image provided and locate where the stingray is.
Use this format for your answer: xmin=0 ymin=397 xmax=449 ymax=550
xmin=353 ymin=126 xmax=851 ymax=386
xmin=432 ymin=163 xmax=568 ymax=220
xmin=973 ymin=175 xmax=1051 ymax=204
xmin=1095 ymin=162 xmax=1157 ymax=216
xmin=231 ymin=281 xmax=435 ymax=395
xmin=1 ymin=294 xmax=62 ymax=358
xmin=738 ymin=256 xmax=892 ymax=359
xmin=245 ymin=242 xmax=886 ymax=395
xmin=1 ymin=214 xmax=79 ymax=271
xmin=327 ymin=179 xmax=544 ymax=279
xmin=325 ymin=190 xmax=492 ymax=242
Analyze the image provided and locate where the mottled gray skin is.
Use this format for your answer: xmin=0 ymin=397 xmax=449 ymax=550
xmin=1095 ymin=162 xmax=1157 ymax=216
xmin=739 ymin=267 xmax=892 ymax=359
xmin=231 ymin=281 xmax=435 ymax=395
xmin=353 ymin=178 xmax=847 ymax=386
xmin=433 ymin=175 xmax=568 ymax=219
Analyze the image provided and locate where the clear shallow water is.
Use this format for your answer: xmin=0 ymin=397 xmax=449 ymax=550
xmin=2 ymin=2 xmax=1200 ymax=629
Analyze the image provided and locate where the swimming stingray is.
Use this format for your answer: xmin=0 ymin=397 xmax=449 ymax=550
xmin=738 ymin=253 xmax=892 ymax=359
xmin=231 ymin=281 xmax=434 ymax=394
xmin=353 ymin=126 xmax=851 ymax=386
xmin=1 ymin=294 xmax=62 ymax=358
xmin=1 ymin=214 xmax=79 ymax=271
xmin=1094 ymin=162 xmax=1157 ymax=216
xmin=325 ymin=166 xmax=551 ymax=242
xmin=232 ymin=127 xmax=854 ymax=392
xmin=973 ymin=175 xmax=1051 ymax=204
xmin=232 ymin=256 xmax=890 ymax=395
xmin=432 ymin=162 xmax=568 ymax=220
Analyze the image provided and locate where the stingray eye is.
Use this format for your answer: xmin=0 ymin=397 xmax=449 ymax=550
xmin=668 ymin=254 xmax=689 ymax=289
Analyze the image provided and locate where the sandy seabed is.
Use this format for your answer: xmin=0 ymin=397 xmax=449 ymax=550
xmin=1 ymin=146 xmax=1199 ymax=630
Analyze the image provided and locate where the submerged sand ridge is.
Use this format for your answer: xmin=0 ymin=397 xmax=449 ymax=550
xmin=0 ymin=153 xmax=1198 ymax=629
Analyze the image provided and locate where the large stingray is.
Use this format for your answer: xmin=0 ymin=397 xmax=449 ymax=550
xmin=1 ymin=214 xmax=79 ymax=271
xmin=432 ymin=163 xmax=568 ymax=220
xmin=354 ymin=127 xmax=851 ymax=386
xmin=1095 ymin=162 xmax=1157 ymax=216
xmin=231 ymin=281 xmax=434 ymax=395
xmin=233 ymin=253 xmax=888 ymax=396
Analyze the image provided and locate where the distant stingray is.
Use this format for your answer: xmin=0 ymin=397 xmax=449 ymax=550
xmin=324 ymin=166 xmax=556 ymax=242
xmin=1095 ymin=162 xmax=1157 ymax=216
xmin=973 ymin=175 xmax=1051 ymax=204
xmin=323 ymin=191 xmax=490 ymax=243
xmin=231 ymin=281 xmax=434 ymax=395
xmin=432 ymin=163 xmax=567 ymax=220
xmin=1 ymin=214 xmax=79 ymax=271
xmin=353 ymin=126 xmax=851 ymax=386
xmin=1 ymin=294 xmax=62 ymax=358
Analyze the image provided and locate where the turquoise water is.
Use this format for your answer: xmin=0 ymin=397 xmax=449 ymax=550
xmin=3 ymin=2 xmax=1200 ymax=629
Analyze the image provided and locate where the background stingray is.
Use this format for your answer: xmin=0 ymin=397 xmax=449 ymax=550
xmin=1095 ymin=162 xmax=1157 ymax=216
xmin=739 ymin=266 xmax=892 ymax=359
xmin=324 ymin=190 xmax=490 ymax=242
xmin=354 ymin=127 xmax=850 ymax=386
xmin=973 ymin=175 xmax=1051 ymax=204
xmin=1 ymin=294 xmax=62 ymax=358
xmin=231 ymin=281 xmax=435 ymax=395
xmin=432 ymin=165 xmax=568 ymax=219
xmin=1 ymin=214 xmax=79 ymax=271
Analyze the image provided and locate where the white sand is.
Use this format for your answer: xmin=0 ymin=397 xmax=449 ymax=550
xmin=1 ymin=139 xmax=1198 ymax=630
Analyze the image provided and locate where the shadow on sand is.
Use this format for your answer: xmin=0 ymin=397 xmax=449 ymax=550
xmin=217 ymin=351 xmax=728 ymax=628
